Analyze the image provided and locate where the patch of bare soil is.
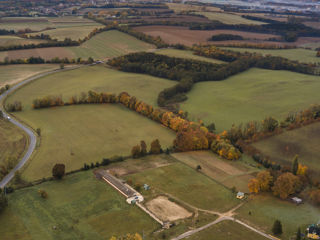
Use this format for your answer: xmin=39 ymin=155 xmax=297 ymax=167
xmin=146 ymin=196 xmax=192 ymax=222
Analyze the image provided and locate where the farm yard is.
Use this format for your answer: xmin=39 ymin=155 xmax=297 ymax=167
xmin=253 ymin=122 xmax=320 ymax=181
xmin=171 ymin=151 xmax=261 ymax=193
xmin=235 ymin=194 xmax=320 ymax=240
xmin=155 ymin=49 xmax=226 ymax=64
xmin=0 ymin=119 xmax=27 ymax=166
xmin=0 ymin=30 xmax=155 ymax=61
xmin=133 ymin=26 xmax=280 ymax=46
xmin=180 ymin=68 xmax=320 ymax=132
xmin=0 ymin=64 xmax=61 ymax=87
xmin=124 ymin=162 xmax=239 ymax=212
xmin=0 ymin=170 xmax=160 ymax=240
xmin=221 ymin=47 xmax=320 ymax=64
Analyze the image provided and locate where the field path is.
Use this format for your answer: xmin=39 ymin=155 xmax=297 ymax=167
xmin=0 ymin=65 xmax=83 ymax=188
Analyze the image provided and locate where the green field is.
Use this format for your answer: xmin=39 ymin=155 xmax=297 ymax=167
xmin=6 ymin=65 xmax=175 ymax=107
xmin=1 ymin=30 xmax=155 ymax=61
xmin=29 ymin=25 xmax=104 ymax=41
xmin=188 ymin=220 xmax=268 ymax=240
xmin=180 ymin=68 xmax=320 ymax=132
xmin=236 ymin=194 xmax=320 ymax=239
xmin=221 ymin=47 xmax=320 ymax=64
xmin=0 ymin=170 xmax=160 ymax=240
xmin=67 ymin=30 xmax=154 ymax=59
xmin=253 ymin=122 xmax=320 ymax=180
xmin=0 ymin=64 xmax=60 ymax=87
xmin=196 ymin=12 xmax=266 ymax=25
xmin=0 ymin=16 xmax=102 ymax=31
xmin=0 ymin=119 xmax=27 ymax=166
xmin=10 ymin=105 xmax=176 ymax=181
xmin=124 ymin=162 xmax=239 ymax=212
xmin=155 ymin=49 xmax=226 ymax=64
xmin=0 ymin=35 xmax=48 ymax=47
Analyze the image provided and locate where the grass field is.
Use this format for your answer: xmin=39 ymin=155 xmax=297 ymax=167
xmin=166 ymin=3 xmax=222 ymax=13
xmin=124 ymin=162 xmax=239 ymax=212
xmin=29 ymin=25 xmax=104 ymax=41
xmin=0 ymin=16 xmax=102 ymax=31
xmin=221 ymin=47 xmax=320 ymax=64
xmin=0 ymin=64 xmax=61 ymax=88
xmin=9 ymin=105 xmax=176 ymax=181
xmin=0 ymin=170 xmax=160 ymax=240
xmin=188 ymin=220 xmax=268 ymax=240
xmin=133 ymin=26 xmax=278 ymax=47
xmin=171 ymin=151 xmax=260 ymax=193
xmin=6 ymin=65 xmax=174 ymax=107
xmin=0 ymin=35 xmax=48 ymax=47
xmin=197 ymin=12 xmax=266 ymax=25
xmin=0 ymin=119 xmax=27 ymax=165
xmin=180 ymin=68 xmax=320 ymax=132
xmin=236 ymin=194 xmax=320 ymax=239
xmin=1 ymin=30 xmax=155 ymax=61
xmin=253 ymin=122 xmax=320 ymax=180
xmin=155 ymin=49 xmax=226 ymax=64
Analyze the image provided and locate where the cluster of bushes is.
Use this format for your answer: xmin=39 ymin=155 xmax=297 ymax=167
xmin=83 ymin=155 xmax=125 ymax=171
xmin=209 ymin=34 xmax=244 ymax=41
xmin=131 ymin=139 xmax=163 ymax=158
xmin=5 ymin=101 xmax=22 ymax=112
xmin=0 ymin=29 xmax=15 ymax=35
xmin=0 ymin=84 xmax=10 ymax=95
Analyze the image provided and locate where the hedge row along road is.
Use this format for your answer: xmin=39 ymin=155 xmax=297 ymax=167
xmin=0 ymin=65 xmax=83 ymax=188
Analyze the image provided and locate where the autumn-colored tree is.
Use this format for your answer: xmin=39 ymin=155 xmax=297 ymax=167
xmin=131 ymin=145 xmax=141 ymax=158
xmin=257 ymin=171 xmax=273 ymax=191
xmin=248 ymin=178 xmax=260 ymax=193
xmin=110 ymin=233 xmax=142 ymax=240
xmin=52 ymin=164 xmax=65 ymax=179
xmin=309 ymin=189 xmax=320 ymax=205
xmin=296 ymin=163 xmax=308 ymax=176
xmin=272 ymin=172 xmax=302 ymax=199
xmin=140 ymin=141 xmax=147 ymax=156
xmin=150 ymin=139 xmax=162 ymax=154
xmin=38 ymin=189 xmax=48 ymax=199
xmin=174 ymin=127 xmax=209 ymax=152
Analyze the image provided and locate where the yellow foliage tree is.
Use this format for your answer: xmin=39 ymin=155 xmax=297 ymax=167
xmin=248 ymin=178 xmax=260 ymax=193
xmin=297 ymin=164 xmax=308 ymax=176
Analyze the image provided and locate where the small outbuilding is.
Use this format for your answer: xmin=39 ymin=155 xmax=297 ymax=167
xmin=236 ymin=192 xmax=245 ymax=200
xmin=291 ymin=197 xmax=303 ymax=205
xmin=144 ymin=184 xmax=150 ymax=191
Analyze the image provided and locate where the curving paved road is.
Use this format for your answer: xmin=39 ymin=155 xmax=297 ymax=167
xmin=0 ymin=66 xmax=82 ymax=188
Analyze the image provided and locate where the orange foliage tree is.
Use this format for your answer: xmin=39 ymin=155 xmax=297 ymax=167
xmin=272 ymin=172 xmax=302 ymax=199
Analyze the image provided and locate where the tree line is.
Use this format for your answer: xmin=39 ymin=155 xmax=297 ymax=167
xmin=0 ymin=56 xmax=94 ymax=65
xmin=209 ymin=34 xmax=244 ymax=41
xmin=31 ymin=90 xmax=239 ymax=160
